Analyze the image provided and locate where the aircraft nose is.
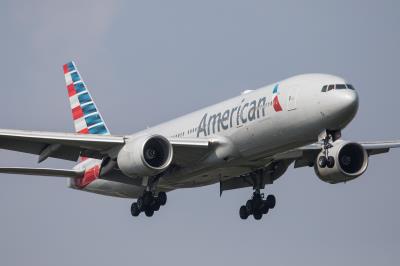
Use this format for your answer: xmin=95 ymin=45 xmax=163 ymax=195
xmin=338 ymin=89 xmax=359 ymax=120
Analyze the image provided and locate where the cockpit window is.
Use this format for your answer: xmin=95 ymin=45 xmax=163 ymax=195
xmin=321 ymin=83 xmax=355 ymax=92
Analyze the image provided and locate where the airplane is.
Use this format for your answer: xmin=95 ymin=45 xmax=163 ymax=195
xmin=0 ymin=61 xmax=399 ymax=220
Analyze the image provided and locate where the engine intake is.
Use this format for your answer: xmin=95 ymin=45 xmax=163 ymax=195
xmin=117 ymin=135 xmax=173 ymax=178
xmin=314 ymin=140 xmax=368 ymax=184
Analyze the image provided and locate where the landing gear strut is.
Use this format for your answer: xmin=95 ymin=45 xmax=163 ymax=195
xmin=131 ymin=191 xmax=167 ymax=217
xmin=317 ymin=130 xmax=340 ymax=169
xmin=238 ymin=169 xmax=276 ymax=220
xmin=239 ymin=190 xmax=276 ymax=220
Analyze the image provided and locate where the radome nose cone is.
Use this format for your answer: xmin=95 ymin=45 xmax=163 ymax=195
xmin=340 ymin=90 xmax=359 ymax=119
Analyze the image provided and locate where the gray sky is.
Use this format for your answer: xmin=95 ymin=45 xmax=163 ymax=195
xmin=0 ymin=0 xmax=399 ymax=265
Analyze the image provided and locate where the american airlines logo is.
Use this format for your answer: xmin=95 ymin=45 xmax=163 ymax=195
xmin=197 ymin=85 xmax=282 ymax=137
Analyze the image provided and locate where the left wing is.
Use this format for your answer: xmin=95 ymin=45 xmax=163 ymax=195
xmin=280 ymin=140 xmax=400 ymax=168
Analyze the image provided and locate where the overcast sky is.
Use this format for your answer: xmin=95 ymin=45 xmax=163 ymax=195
xmin=0 ymin=1 xmax=399 ymax=265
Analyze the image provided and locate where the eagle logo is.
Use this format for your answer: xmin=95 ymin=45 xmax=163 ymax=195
xmin=272 ymin=84 xmax=283 ymax=112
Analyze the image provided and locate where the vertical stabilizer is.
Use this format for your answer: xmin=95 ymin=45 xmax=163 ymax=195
xmin=62 ymin=61 xmax=110 ymax=135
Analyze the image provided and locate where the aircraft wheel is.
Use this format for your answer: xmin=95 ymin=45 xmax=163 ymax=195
xmin=253 ymin=210 xmax=263 ymax=220
xmin=266 ymin=194 xmax=276 ymax=209
xmin=157 ymin=192 xmax=167 ymax=206
xmin=327 ymin=156 xmax=335 ymax=168
xmin=261 ymin=202 xmax=269 ymax=214
xmin=137 ymin=197 xmax=144 ymax=211
xmin=153 ymin=202 xmax=160 ymax=211
xmin=143 ymin=192 xmax=154 ymax=206
xmin=131 ymin=202 xmax=140 ymax=217
xmin=239 ymin=205 xmax=249 ymax=220
xmin=145 ymin=208 xmax=154 ymax=217
xmin=318 ymin=156 xmax=327 ymax=168
xmin=246 ymin=199 xmax=254 ymax=214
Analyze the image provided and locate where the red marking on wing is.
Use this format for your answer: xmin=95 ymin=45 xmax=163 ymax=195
xmin=273 ymin=96 xmax=283 ymax=112
xmin=63 ymin=64 xmax=69 ymax=74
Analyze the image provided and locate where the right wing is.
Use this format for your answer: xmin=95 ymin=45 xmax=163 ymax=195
xmin=168 ymin=137 xmax=217 ymax=165
xmin=0 ymin=129 xmax=217 ymax=166
xmin=0 ymin=129 xmax=125 ymax=162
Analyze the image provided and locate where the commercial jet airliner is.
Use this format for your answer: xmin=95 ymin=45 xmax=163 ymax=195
xmin=0 ymin=61 xmax=398 ymax=220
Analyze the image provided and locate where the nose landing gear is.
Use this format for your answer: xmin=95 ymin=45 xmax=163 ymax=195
xmin=318 ymin=130 xmax=341 ymax=169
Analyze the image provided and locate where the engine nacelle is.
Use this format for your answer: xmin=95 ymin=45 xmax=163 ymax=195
xmin=314 ymin=140 xmax=368 ymax=184
xmin=117 ymin=134 xmax=173 ymax=178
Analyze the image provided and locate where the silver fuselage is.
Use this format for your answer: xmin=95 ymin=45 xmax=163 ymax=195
xmin=82 ymin=73 xmax=358 ymax=198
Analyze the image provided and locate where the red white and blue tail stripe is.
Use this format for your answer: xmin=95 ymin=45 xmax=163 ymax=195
xmin=63 ymin=61 xmax=110 ymax=135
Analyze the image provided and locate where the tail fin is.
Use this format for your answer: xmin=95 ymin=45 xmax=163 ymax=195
xmin=62 ymin=61 xmax=110 ymax=135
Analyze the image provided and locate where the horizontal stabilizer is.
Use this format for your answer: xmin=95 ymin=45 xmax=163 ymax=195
xmin=0 ymin=167 xmax=83 ymax=178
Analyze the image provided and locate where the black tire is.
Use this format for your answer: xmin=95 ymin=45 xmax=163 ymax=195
xmin=246 ymin=199 xmax=253 ymax=214
xmin=137 ymin=197 xmax=144 ymax=210
xmin=157 ymin=192 xmax=167 ymax=206
xmin=143 ymin=192 xmax=153 ymax=206
xmin=253 ymin=210 xmax=263 ymax=220
xmin=327 ymin=156 xmax=335 ymax=168
xmin=261 ymin=202 xmax=269 ymax=214
xmin=131 ymin=202 xmax=140 ymax=217
xmin=318 ymin=156 xmax=327 ymax=168
xmin=239 ymin=205 xmax=248 ymax=220
xmin=145 ymin=208 xmax=154 ymax=217
xmin=266 ymin=194 xmax=276 ymax=209
xmin=153 ymin=202 xmax=160 ymax=211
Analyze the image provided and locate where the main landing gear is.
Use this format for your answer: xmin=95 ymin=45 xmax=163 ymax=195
xmin=239 ymin=190 xmax=276 ymax=220
xmin=317 ymin=130 xmax=341 ymax=169
xmin=130 ymin=191 xmax=167 ymax=217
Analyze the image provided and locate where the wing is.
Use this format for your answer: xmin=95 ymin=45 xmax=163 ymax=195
xmin=0 ymin=129 xmax=216 ymax=166
xmin=0 ymin=128 xmax=125 ymax=162
xmin=285 ymin=139 xmax=400 ymax=168
xmin=0 ymin=167 xmax=83 ymax=178
xmin=168 ymin=137 xmax=217 ymax=165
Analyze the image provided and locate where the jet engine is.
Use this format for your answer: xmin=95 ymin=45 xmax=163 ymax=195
xmin=117 ymin=134 xmax=173 ymax=178
xmin=314 ymin=140 xmax=368 ymax=184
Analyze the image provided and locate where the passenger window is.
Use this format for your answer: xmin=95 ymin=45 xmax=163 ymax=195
xmin=328 ymin=85 xmax=334 ymax=91
xmin=321 ymin=85 xmax=327 ymax=92
xmin=336 ymin=84 xmax=346 ymax=89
